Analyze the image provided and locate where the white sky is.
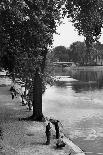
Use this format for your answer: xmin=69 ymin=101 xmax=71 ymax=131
xmin=53 ymin=18 xmax=103 ymax=48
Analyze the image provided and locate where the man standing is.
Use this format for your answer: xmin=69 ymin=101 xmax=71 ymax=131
xmin=28 ymin=100 xmax=32 ymax=111
xmin=45 ymin=122 xmax=51 ymax=145
xmin=11 ymin=91 xmax=15 ymax=100
xmin=55 ymin=120 xmax=60 ymax=139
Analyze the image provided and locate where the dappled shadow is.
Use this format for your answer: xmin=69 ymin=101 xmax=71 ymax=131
xmin=52 ymin=145 xmax=57 ymax=150
xmin=0 ymin=84 xmax=7 ymax=87
xmin=30 ymin=142 xmax=46 ymax=146
xmin=18 ymin=116 xmax=35 ymax=121
xmin=0 ymin=127 xmax=3 ymax=140
xmin=26 ymin=133 xmax=34 ymax=136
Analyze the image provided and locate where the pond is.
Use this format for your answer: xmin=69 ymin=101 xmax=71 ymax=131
xmin=43 ymin=67 xmax=103 ymax=155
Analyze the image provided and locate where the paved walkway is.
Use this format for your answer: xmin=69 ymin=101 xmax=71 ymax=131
xmin=0 ymin=86 xmax=72 ymax=155
xmin=13 ymin=80 xmax=85 ymax=155
xmin=0 ymin=74 xmax=86 ymax=155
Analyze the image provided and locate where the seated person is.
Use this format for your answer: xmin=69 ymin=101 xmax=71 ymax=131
xmin=56 ymin=136 xmax=66 ymax=148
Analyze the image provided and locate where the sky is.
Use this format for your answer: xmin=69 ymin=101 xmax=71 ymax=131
xmin=53 ymin=18 xmax=103 ymax=48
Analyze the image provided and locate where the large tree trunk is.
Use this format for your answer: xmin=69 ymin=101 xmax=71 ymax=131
xmin=31 ymin=48 xmax=47 ymax=121
xmin=32 ymin=69 xmax=44 ymax=121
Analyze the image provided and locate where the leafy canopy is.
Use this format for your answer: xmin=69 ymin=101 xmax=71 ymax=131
xmin=0 ymin=0 xmax=64 ymax=74
xmin=65 ymin=0 xmax=103 ymax=42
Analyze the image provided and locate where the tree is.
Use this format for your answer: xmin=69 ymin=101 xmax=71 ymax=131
xmin=0 ymin=0 xmax=65 ymax=121
xmin=69 ymin=41 xmax=86 ymax=65
xmin=65 ymin=0 xmax=103 ymax=63
xmin=93 ymin=42 xmax=103 ymax=65
xmin=52 ymin=46 xmax=70 ymax=62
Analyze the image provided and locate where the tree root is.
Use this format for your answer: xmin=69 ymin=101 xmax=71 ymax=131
xmin=19 ymin=114 xmax=46 ymax=122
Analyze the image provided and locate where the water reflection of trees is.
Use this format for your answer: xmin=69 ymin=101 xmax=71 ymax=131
xmin=54 ymin=70 xmax=103 ymax=92
xmin=72 ymin=80 xmax=103 ymax=93
xmin=69 ymin=70 xmax=103 ymax=82
xmin=55 ymin=79 xmax=103 ymax=93
xmin=70 ymin=70 xmax=103 ymax=92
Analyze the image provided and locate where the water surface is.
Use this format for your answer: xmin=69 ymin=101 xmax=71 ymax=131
xmin=43 ymin=69 xmax=103 ymax=154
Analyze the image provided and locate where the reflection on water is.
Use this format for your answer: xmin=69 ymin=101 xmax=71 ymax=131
xmin=55 ymin=80 xmax=103 ymax=94
xmin=71 ymin=80 xmax=103 ymax=93
xmin=72 ymin=71 xmax=103 ymax=92
xmin=43 ymin=69 xmax=103 ymax=154
xmin=55 ymin=69 xmax=103 ymax=93
xmin=68 ymin=68 xmax=103 ymax=82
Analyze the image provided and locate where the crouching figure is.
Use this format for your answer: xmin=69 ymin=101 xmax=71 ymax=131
xmin=56 ymin=135 xmax=66 ymax=148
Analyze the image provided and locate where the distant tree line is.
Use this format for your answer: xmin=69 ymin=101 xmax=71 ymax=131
xmin=51 ymin=42 xmax=103 ymax=66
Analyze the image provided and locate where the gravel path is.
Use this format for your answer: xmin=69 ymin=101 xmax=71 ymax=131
xmin=0 ymin=86 xmax=72 ymax=155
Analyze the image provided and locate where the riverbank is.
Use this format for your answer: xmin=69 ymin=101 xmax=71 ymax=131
xmin=0 ymin=86 xmax=71 ymax=155
xmin=0 ymin=85 xmax=85 ymax=155
xmin=0 ymin=75 xmax=86 ymax=155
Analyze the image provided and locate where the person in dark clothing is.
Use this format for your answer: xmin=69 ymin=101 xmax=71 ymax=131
xmin=11 ymin=91 xmax=14 ymax=100
xmin=10 ymin=86 xmax=14 ymax=91
xmin=56 ymin=135 xmax=66 ymax=148
xmin=28 ymin=100 xmax=32 ymax=111
xmin=14 ymin=90 xmax=16 ymax=96
xmin=55 ymin=120 xmax=60 ymax=139
xmin=45 ymin=122 xmax=51 ymax=145
xmin=10 ymin=86 xmax=17 ymax=97
xmin=21 ymin=94 xmax=25 ymax=106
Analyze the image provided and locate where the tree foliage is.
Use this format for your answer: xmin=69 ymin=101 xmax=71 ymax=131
xmin=69 ymin=41 xmax=103 ymax=66
xmin=69 ymin=41 xmax=86 ymax=65
xmin=0 ymin=0 xmax=65 ymax=120
xmin=0 ymin=0 xmax=65 ymax=83
xmin=64 ymin=0 xmax=103 ymax=62
xmin=51 ymin=46 xmax=70 ymax=62
xmin=65 ymin=0 xmax=103 ymax=40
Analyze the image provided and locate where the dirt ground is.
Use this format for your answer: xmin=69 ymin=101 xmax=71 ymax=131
xmin=0 ymin=86 xmax=72 ymax=155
